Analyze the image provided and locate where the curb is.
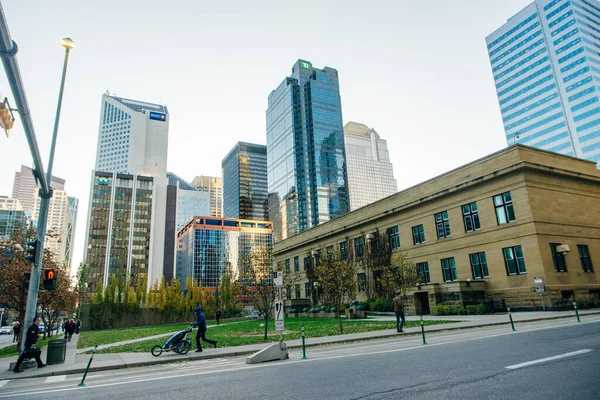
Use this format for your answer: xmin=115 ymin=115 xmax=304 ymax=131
xmin=4 ymin=311 xmax=600 ymax=380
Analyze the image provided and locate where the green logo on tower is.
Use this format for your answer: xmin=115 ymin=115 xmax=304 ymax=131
xmin=301 ymin=61 xmax=311 ymax=69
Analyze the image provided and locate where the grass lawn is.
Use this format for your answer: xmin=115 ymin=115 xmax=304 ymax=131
xmin=90 ymin=318 xmax=455 ymax=354
xmin=0 ymin=337 xmax=50 ymax=359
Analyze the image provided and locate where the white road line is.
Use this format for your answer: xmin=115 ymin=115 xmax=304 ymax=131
xmin=505 ymin=349 xmax=593 ymax=370
xmin=44 ymin=375 xmax=67 ymax=383
xmin=0 ymin=381 xmax=9 ymax=389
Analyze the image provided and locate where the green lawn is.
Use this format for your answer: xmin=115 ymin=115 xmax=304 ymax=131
xmin=89 ymin=318 xmax=455 ymax=354
xmin=0 ymin=337 xmax=50 ymax=359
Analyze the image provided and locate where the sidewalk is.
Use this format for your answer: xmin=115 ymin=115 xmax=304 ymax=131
xmin=1 ymin=309 xmax=598 ymax=381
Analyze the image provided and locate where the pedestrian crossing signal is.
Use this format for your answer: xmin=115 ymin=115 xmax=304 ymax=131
xmin=43 ymin=269 xmax=57 ymax=290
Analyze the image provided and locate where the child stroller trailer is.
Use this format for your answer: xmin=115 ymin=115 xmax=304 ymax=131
xmin=151 ymin=324 xmax=194 ymax=356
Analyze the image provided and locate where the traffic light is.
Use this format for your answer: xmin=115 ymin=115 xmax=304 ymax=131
xmin=0 ymin=98 xmax=14 ymax=137
xmin=43 ymin=269 xmax=57 ymax=291
xmin=24 ymin=239 xmax=39 ymax=264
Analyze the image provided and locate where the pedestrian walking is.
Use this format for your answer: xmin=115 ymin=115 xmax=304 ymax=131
xmin=194 ymin=305 xmax=217 ymax=352
xmin=215 ymin=308 xmax=221 ymax=326
xmin=392 ymin=291 xmax=406 ymax=333
xmin=12 ymin=322 xmax=20 ymax=343
xmin=13 ymin=317 xmax=46 ymax=373
xmin=64 ymin=319 xmax=75 ymax=342
xmin=75 ymin=319 xmax=81 ymax=334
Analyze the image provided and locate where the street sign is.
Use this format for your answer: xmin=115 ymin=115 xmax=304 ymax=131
xmin=535 ymin=284 xmax=545 ymax=293
xmin=534 ymin=276 xmax=543 ymax=285
xmin=274 ymin=271 xmax=283 ymax=286
xmin=274 ymin=300 xmax=284 ymax=331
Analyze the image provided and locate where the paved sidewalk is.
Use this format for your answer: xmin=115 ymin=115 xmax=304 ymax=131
xmin=1 ymin=309 xmax=598 ymax=381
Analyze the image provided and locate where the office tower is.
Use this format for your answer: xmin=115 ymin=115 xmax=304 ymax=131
xmin=343 ymin=122 xmax=398 ymax=210
xmin=266 ymin=60 xmax=349 ymax=241
xmin=222 ymin=142 xmax=268 ymax=220
xmin=176 ymin=216 xmax=273 ymax=288
xmin=191 ymin=176 xmax=223 ymax=217
xmin=12 ymin=165 xmax=65 ymax=212
xmin=95 ymin=93 xmax=169 ymax=177
xmin=31 ymin=189 xmax=78 ymax=269
xmin=486 ymin=0 xmax=600 ymax=166
xmin=0 ymin=197 xmax=28 ymax=240
xmin=84 ymin=93 xmax=170 ymax=291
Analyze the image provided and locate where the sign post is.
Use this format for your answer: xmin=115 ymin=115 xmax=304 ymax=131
xmin=534 ymin=276 xmax=545 ymax=311
xmin=274 ymin=270 xmax=284 ymax=342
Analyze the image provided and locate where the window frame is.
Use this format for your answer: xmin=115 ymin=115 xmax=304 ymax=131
xmin=462 ymin=202 xmax=481 ymax=232
xmin=494 ymin=192 xmax=516 ymax=225
xmin=578 ymin=244 xmax=593 ymax=272
xmin=354 ymin=237 xmax=364 ymax=258
xmin=303 ymin=256 xmax=311 ymax=271
xmin=357 ymin=272 xmax=367 ymax=292
xmin=550 ymin=243 xmax=567 ymax=272
xmin=417 ymin=261 xmax=431 ymax=284
xmin=304 ymin=282 xmax=312 ymax=298
xmin=285 ymin=259 xmax=290 ymax=274
xmin=435 ymin=211 xmax=451 ymax=239
xmin=469 ymin=252 xmax=489 ymax=279
xmin=340 ymin=240 xmax=348 ymax=261
xmin=294 ymin=256 xmax=300 ymax=273
xmin=388 ymin=225 xmax=400 ymax=249
xmin=412 ymin=224 xmax=425 ymax=245
xmin=503 ymin=245 xmax=527 ymax=275
xmin=441 ymin=257 xmax=458 ymax=282
xmin=295 ymin=284 xmax=301 ymax=299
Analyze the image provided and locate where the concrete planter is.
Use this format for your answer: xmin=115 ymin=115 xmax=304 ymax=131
xmin=309 ymin=312 xmax=337 ymax=318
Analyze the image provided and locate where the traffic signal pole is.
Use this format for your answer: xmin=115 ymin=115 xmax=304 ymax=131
xmin=0 ymin=3 xmax=72 ymax=352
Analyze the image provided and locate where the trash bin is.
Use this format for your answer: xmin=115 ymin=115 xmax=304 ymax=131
xmin=46 ymin=339 xmax=67 ymax=365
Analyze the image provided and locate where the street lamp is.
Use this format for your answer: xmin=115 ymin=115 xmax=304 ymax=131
xmin=20 ymin=37 xmax=75 ymax=351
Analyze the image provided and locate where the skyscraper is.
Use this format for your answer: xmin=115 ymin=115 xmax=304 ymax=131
xmin=0 ymin=197 xmax=28 ymax=240
xmin=12 ymin=165 xmax=64 ymax=213
xmin=222 ymin=142 xmax=268 ymax=220
xmin=486 ymin=0 xmax=600 ymax=166
xmin=343 ymin=122 xmax=398 ymax=210
xmin=266 ymin=60 xmax=349 ymax=241
xmin=191 ymin=176 xmax=223 ymax=217
xmin=84 ymin=93 xmax=169 ymax=290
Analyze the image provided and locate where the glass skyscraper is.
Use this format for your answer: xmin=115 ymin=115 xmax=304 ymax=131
xmin=486 ymin=0 xmax=600 ymax=166
xmin=266 ymin=60 xmax=349 ymax=241
xmin=222 ymin=142 xmax=268 ymax=220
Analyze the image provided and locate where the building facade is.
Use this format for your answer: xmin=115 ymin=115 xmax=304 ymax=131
xmin=266 ymin=60 xmax=349 ymax=242
xmin=486 ymin=0 xmax=600 ymax=166
xmin=191 ymin=176 xmax=223 ymax=218
xmin=176 ymin=216 xmax=273 ymax=288
xmin=344 ymin=122 xmax=398 ymax=210
xmin=274 ymin=145 xmax=600 ymax=313
xmin=0 ymin=197 xmax=28 ymax=240
xmin=222 ymin=142 xmax=268 ymax=220
xmin=12 ymin=165 xmax=64 ymax=213
xmin=61 ymin=196 xmax=78 ymax=274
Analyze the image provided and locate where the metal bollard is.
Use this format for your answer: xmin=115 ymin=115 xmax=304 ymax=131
xmin=78 ymin=345 xmax=98 ymax=387
xmin=420 ymin=315 xmax=427 ymax=345
xmin=573 ymin=302 xmax=581 ymax=323
xmin=301 ymin=325 xmax=307 ymax=359
xmin=507 ymin=307 xmax=516 ymax=331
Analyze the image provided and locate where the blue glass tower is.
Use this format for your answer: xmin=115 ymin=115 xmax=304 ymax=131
xmin=487 ymin=0 xmax=600 ymax=167
xmin=266 ymin=60 xmax=349 ymax=241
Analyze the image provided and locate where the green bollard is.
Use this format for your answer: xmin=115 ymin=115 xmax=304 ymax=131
xmin=573 ymin=302 xmax=581 ymax=323
xmin=78 ymin=345 xmax=98 ymax=387
xmin=507 ymin=307 xmax=516 ymax=331
xmin=420 ymin=315 xmax=427 ymax=345
xmin=301 ymin=325 xmax=307 ymax=359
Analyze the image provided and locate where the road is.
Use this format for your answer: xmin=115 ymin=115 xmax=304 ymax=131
xmin=0 ymin=334 xmax=15 ymax=349
xmin=0 ymin=318 xmax=598 ymax=399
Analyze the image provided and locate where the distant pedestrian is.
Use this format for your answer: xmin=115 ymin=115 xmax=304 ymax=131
xmin=64 ymin=319 xmax=75 ymax=342
xmin=12 ymin=322 xmax=20 ymax=343
xmin=75 ymin=319 xmax=81 ymax=334
xmin=13 ymin=317 xmax=45 ymax=373
xmin=194 ymin=305 xmax=217 ymax=352
xmin=215 ymin=309 xmax=221 ymax=326
xmin=392 ymin=291 xmax=405 ymax=333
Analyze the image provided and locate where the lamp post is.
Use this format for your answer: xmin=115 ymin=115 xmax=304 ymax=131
xmin=21 ymin=37 xmax=75 ymax=351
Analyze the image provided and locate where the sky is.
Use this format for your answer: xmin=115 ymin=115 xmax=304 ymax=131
xmin=0 ymin=0 xmax=530 ymax=275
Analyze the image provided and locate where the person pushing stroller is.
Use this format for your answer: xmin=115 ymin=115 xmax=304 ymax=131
xmin=194 ymin=304 xmax=217 ymax=352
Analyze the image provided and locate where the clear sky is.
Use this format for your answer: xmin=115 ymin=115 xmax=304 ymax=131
xmin=0 ymin=0 xmax=530 ymax=275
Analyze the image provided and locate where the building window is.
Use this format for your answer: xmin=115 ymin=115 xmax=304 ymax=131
xmin=315 ymin=249 xmax=322 ymax=266
xmin=435 ymin=211 xmax=451 ymax=239
xmin=327 ymin=245 xmax=334 ymax=260
xmin=305 ymin=283 xmax=312 ymax=298
xmin=304 ymin=257 xmax=311 ymax=271
xmin=285 ymin=259 xmax=290 ymax=274
xmin=357 ymin=273 xmax=366 ymax=292
xmin=470 ymin=252 xmax=489 ymax=279
xmin=441 ymin=257 xmax=458 ymax=282
xmin=417 ymin=262 xmax=430 ymax=284
xmin=354 ymin=237 xmax=364 ymax=258
xmin=494 ymin=192 xmax=516 ymax=224
xmin=286 ymin=287 xmax=292 ymax=300
xmin=388 ymin=226 xmax=400 ymax=249
xmin=295 ymin=284 xmax=301 ymax=299
xmin=294 ymin=256 xmax=300 ymax=273
xmin=340 ymin=241 xmax=348 ymax=260
xmin=550 ymin=243 xmax=567 ymax=272
xmin=412 ymin=224 xmax=425 ymax=245
xmin=503 ymin=246 xmax=527 ymax=275
xmin=578 ymin=244 xmax=593 ymax=272
xmin=369 ymin=233 xmax=380 ymax=255
xmin=462 ymin=202 xmax=481 ymax=232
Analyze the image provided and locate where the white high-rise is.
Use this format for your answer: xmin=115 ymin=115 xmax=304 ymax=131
xmin=486 ymin=0 xmax=600 ymax=166
xmin=12 ymin=165 xmax=65 ymax=213
xmin=84 ymin=93 xmax=169 ymax=290
xmin=343 ymin=122 xmax=398 ymax=210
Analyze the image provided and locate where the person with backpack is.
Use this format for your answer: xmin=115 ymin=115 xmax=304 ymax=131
xmin=193 ymin=305 xmax=217 ymax=352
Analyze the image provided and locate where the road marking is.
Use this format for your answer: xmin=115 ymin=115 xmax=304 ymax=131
xmin=0 ymin=381 xmax=9 ymax=389
xmin=44 ymin=375 xmax=67 ymax=383
xmin=505 ymin=349 xmax=593 ymax=370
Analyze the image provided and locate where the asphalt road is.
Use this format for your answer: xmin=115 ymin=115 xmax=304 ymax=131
xmin=0 ymin=334 xmax=15 ymax=349
xmin=1 ymin=318 xmax=599 ymax=399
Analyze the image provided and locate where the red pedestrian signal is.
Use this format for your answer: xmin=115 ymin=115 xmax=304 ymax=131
xmin=43 ymin=269 xmax=57 ymax=290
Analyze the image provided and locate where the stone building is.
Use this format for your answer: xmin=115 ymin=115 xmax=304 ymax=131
xmin=273 ymin=145 xmax=600 ymax=313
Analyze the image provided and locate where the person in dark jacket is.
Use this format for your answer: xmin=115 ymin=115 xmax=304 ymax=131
xmin=12 ymin=322 xmax=20 ymax=343
xmin=392 ymin=291 xmax=405 ymax=333
xmin=215 ymin=308 xmax=221 ymax=326
xmin=194 ymin=305 xmax=217 ymax=352
xmin=13 ymin=317 xmax=45 ymax=373
xmin=64 ymin=319 xmax=75 ymax=342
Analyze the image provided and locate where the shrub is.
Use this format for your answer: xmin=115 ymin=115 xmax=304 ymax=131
xmin=434 ymin=304 xmax=467 ymax=315
xmin=330 ymin=307 xmax=337 ymax=313
xmin=466 ymin=304 xmax=485 ymax=315
xmin=369 ymin=298 xmax=393 ymax=312
xmin=356 ymin=305 xmax=365 ymax=311
xmin=302 ymin=308 xmax=308 ymax=313
xmin=358 ymin=301 xmax=370 ymax=311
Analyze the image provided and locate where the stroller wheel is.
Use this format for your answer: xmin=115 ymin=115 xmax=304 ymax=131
xmin=178 ymin=340 xmax=191 ymax=355
xmin=151 ymin=345 xmax=163 ymax=357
